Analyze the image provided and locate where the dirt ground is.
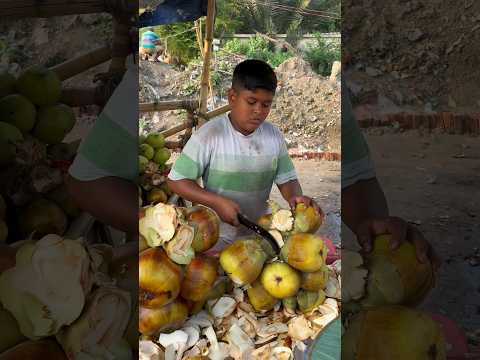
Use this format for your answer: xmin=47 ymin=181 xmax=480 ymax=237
xmin=349 ymin=130 xmax=480 ymax=334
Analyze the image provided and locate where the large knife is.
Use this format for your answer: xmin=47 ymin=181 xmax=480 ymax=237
xmin=237 ymin=213 xmax=280 ymax=254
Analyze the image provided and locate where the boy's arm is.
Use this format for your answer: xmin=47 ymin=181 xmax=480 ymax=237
xmin=166 ymin=178 xmax=241 ymax=226
xmin=65 ymin=175 xmax=138 ymax=235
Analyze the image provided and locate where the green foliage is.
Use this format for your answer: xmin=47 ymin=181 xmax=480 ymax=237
xmin=302 ymin=33 xmax=340 ymax=76
xmin=216 ymin=0 xmax=340 ymax=34
xmin=222 ymin=36 xmax=293 ymax=68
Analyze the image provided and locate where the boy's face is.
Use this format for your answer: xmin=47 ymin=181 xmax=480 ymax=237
xmin=228 ymin=87 xmax=274 ymax=135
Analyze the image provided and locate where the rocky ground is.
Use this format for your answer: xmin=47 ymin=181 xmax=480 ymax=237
xmin=343 ymin=0 xmax=480 ymax=114
xmin=139 ymin=55 xmax=341 ymax=151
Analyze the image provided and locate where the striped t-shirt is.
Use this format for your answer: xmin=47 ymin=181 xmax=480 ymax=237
xmin=341 ymin=79 xmax=376 ymax=188
xmin=168 ymin=114 xmax=298 ymax=248
xmin=141 ymin=30 xmax=159 ymax=49
xmin=69 ymin=64 xmax=138 ymax=182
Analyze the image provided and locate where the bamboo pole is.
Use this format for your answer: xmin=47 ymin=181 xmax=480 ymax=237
xmin=198 ymin=0 xmax=215 ymax=126
xmin=139 ymin=99 xmax=198 ymax=112
xmin=60 ymin=88 xmax=97 ymax=106
xmin=202 ymin=103 xmax=231 ymax=120
xmin=165 ymin=140 xmax=182 ymax=149
xmin=50 ymin=45 xmax=112 ymax=81
xmin=161 ymin=119 xmax=194 ymax=139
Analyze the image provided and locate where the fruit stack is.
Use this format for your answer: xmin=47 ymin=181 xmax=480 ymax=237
xmin=138 ymin=132 xmax=174 ymax=206
xmin=138 ymin=200 xmax=342 ymax=359
xmin=0 ymin=67 xmax=81 ymax=244
xmin=341 ymin=235 xmax=447 ymax=359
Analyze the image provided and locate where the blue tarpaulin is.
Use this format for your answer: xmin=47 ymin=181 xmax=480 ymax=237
xmin=138 ymin=0 xmax=208 ymax=27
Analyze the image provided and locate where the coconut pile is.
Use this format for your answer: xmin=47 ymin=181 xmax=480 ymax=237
xmin=0 ymin=66 xmax=81 ymax=243
xmin=139 ymin=55 xmax=341 ymax=151
xmin=138 ymin=197 xmax=341 ymax=360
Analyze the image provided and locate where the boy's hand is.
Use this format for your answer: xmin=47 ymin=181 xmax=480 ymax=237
xmin=211 ymin=196 xmax=241 ymax=226
xmin=288 ymin=195 xmax=320 ymax=212
xmin=356 ymin=216 xmax=441 ymax=270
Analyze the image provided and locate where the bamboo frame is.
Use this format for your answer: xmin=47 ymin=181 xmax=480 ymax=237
xmin=51 ymin=45 xmax=112 ymax=81
xmin=60 ymin=88 xmax=97 ymax=106
xmin=202 ymin=104 xmax=231 ymax=120
xmin=140 ymin=100 xmax=198 ymax=113
xmin=198 ymin=0 xmax=216 ymax=125
xmin=161 ymin=119 xmax=195 ymax=139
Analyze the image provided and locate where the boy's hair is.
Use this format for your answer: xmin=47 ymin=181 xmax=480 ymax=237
xmin=232 ymin=59 xmax=277 ymax=93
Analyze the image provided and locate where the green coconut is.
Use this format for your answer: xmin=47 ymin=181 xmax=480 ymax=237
xmin=16 ymin=66 xmax=61 ymax=106
xmin=0 ymin=94 xmax=36 ymax=132
xmin=33 ymin=104 xmax=76 ymax=144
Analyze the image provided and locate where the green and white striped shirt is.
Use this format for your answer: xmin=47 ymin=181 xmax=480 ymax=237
xmin=169 ymin=114 xmax=297 ymax=248
xmin=69 ymin=65 xmax=138 ymax=182
xmin=341 ymin=79 xmax=376 ymax=188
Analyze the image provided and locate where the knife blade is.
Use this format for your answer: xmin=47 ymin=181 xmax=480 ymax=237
xmin=237 ymin=213 xmax=280 ymax=254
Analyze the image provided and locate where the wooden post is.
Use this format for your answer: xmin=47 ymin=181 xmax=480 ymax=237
xmin=198 ymin=0 xmax=215 ymax=126
xmin=50 ymin=45 xmax=112 ymax=81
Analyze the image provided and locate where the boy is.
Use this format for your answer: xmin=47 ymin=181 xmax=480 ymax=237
xmin=167 ymin=59 xmax=318 ymax=255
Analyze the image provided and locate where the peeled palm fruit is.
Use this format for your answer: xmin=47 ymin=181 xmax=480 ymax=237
xmin=16 ymin=66 xmax=61 ymax=106
xmin=271 ymin=209 xmax=293 ymax=232
xmin=293 ymin=203 xmax=323 ymax=233
xmin=246 ymin=280 xmax=278 ymax=311
xmin=139 ymin=203 xmax=178 ymax=247
xmin=301 ymin=265 xmax=329 ymax=291
xmin=186 ymin=205 xmax=220 ymax=252
xmin=0 ymin=71 xmax=16 ymax=97
xmin=281 ymin=233 xmax=328 ymax=272
xmin=360 ymin=234 xmax=435 ymax=308
xmin=342 ymin=250 xmax=368 ymax=304
xmin=139 ymin=247 xmax=183 ymax=308
xmin=297 ymin=289 xmax=326 ymax=313
xmin=180 ymin=256 xmax=218 ymax=301
xmin=139 ymin=300 xmax=188 ymax=335
xmin=18 ymin=198 xmax=67 ymax=238
xmin=164 ymin=224 xmax=195 ymax=265
xmin=220 ymin=239 xmax=267 ymax=286
xmin=153 ymin=147 xmax=171 ymax=165
xmin=0 ymin=94 xmax=36 ymax=132
xmin=139 ymin=143 xmax=154 ymax=160
xmin=260 ymin=261 xmax=301 ymax=299
xmin=145 ymin=133 xmax=165 ymax=149
xmin=342 ymin=306 xmax=446 ymax=360
xmin=33 ymin=104 xmax=75 ymax=144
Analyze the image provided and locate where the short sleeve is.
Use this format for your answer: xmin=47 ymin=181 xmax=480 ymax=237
xmin=69 ymin=66 xmax=138 ymax=182
xmin=273 ymin=128 xmax=297 ymax=185
xmin=341 ymin=79 xmax=376 ymax=188
xmin=168 ymin=134 xmax=210 ymax=181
